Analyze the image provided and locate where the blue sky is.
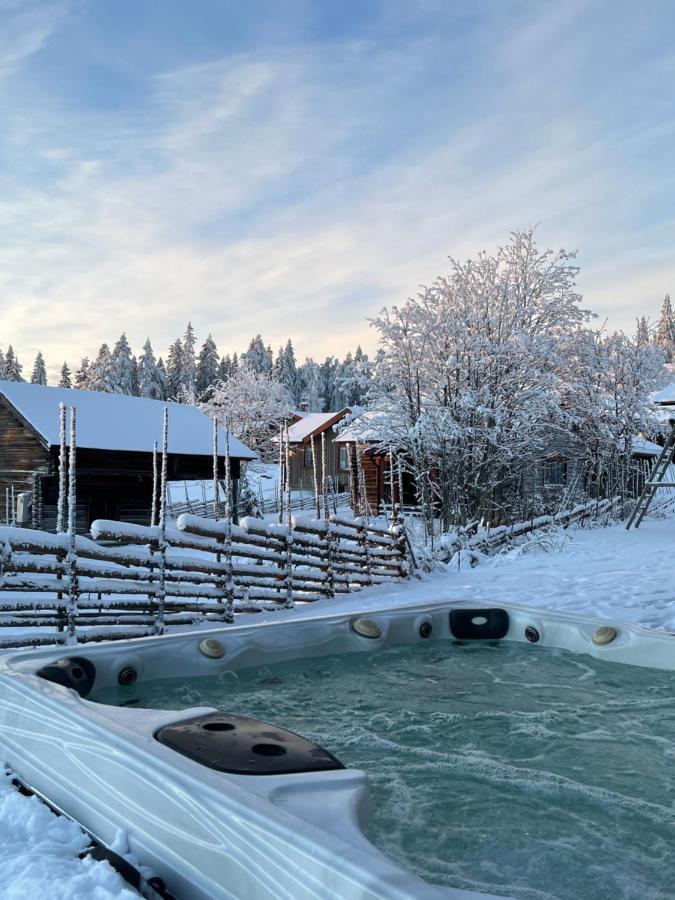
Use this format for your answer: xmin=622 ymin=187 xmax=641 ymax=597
xmin=2 ymin=0 xmax=675 ymax=377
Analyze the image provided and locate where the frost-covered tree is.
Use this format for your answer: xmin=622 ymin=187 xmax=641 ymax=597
xmin=242 ymin=335 xmax=273 ymax=374
xmin=298 ymin=358 xmax=324 ymax=411
xmin=655 ymin=294 xmax=675 ymax=361
xmin=636 ymin=316 xmax=650 ymax=345
xmin=181 ymin=322 xmax=197 ymax=396
xmin=138 ymin=339 xmax=164 ymax=400
xmin=74 ymin=357 xmax=90 ymax=389
xmin=0 ymin=350 xmax=7 ymax=380
xmin=89 ymin=343 xmax=115 ymax=393
xmin=369 ymin=228 xmax=596 ymax=528
xmin=156 ymin=358 xmax=167 ymax=399
xmin=273 ymin=339 xmax=299 ymax=402
xmin=319 ymin=356 xmax=340 ymax=411
xmin=218 ymin=354 xmax=232 ymax=382
xmin=5 ymin=346 xmax=23 ymax=381
xmin=111 ymin=333 xmax=136 ymax=395
xmin=30 ymin=351 xmax=47 ymax=385
xmin=202 ymin=364 xmax=292 ymax=457
xmin=196 ymin=334 xmax=220 ymax=398
xmin=165 ymin=339 xmax=183 ymax=400
xmin=59 ymin=362 xmax=72 ymax=388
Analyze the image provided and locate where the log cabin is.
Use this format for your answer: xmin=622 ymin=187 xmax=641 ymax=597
xmin=285 ymin=409 xmax=352 ymax=495
xmin=0 ymin=382 xmax=255 ymax=532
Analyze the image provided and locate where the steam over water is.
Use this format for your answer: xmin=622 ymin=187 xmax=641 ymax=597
xmin=95 ymin=642 xmax=675 ymax=899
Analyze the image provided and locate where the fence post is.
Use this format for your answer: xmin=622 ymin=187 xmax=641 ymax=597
xmin=283 ymin=525 xmax=294 ymax=609
xmin=358 ymin=518 xmax=372 ymax=587
xmin=65 ymin=407 xmax=79 ymax=645
xmin=155 ymin=408 xmax=168 ymax=636
xmin=324 ymin=519 xmax=335 ymax=598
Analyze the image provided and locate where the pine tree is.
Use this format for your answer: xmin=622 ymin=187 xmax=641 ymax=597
xmin=166 ymin=339 xmax=183 ymax=400
xmin=298 ymin=358 xmax=324 ymax=411
xmin=0 ymin=350 xmax=7 ymax=380
xmin=5 ymin=346 xmax=23 ymax=381
xmin=89 ymin=343 xmax=115 ymax=392
xmin=655 ymin=295 xmax=675 ymax=361
xmin=138 ymin=339 xmax=164 ymax=399
xmin=217 ymin=354 xmax=232 ymax=382
xmin=181 ymin=322 xmax=197 ymax=396
xmin=59 ymin=362 xmax=72 ymax=388
xmin=30 ymin=351 xmax=47 ymax=385
xmin=74 ymin=357 xmax=90 ymax=389
xmin=156 ymin=358 xmax=167 ymax=400
xmin=636 ymin=317 xmax=650 ymax=345
xmin=111 ymin=333 xmax=136 ymax=395
xmin=280 ymin=339 xmax=299 ymax=402
xmin=196 ymin=334 xmax=220 ymax=398
xmin=242 ymin=335 xmax=272 ymax=374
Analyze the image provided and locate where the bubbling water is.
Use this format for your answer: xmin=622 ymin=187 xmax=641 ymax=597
xmin=93 ymin=642 xmax=675 ymax=900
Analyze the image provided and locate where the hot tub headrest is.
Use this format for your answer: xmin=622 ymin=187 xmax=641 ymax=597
xmin=36 ymin=656 xmax=96 ymax=698
xmin=449 ymin=608 xmax=509 ymax=641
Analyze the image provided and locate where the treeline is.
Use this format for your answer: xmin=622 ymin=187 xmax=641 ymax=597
xmin=0 ymin=328 xmax=374 ymax=412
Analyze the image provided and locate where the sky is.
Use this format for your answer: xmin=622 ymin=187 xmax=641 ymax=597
xmin=2 ymin=0 xmax=675 ymax=380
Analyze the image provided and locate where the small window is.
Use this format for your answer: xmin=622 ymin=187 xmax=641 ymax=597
xmin=543 ymin=459 xmax=567 ymax=487
xmin=338 ymin=446 xmax=350 ymax=470
xmin=303 ymin=446 xmax=313 ymax=468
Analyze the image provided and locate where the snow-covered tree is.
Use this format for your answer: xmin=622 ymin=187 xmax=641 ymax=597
xmin=89 ymin=343 xmax=115 ymax=392
xmin=273 ymin=339 xmax=299 ymax=402
xmin=30 ymin=351 xmax=47 ymax=385
xmin=655 ymin=294 xmax=675 ymax=361
xmin=242 ymin=335 xmax=272 ymax=374
xmin=5 ymin=346 xmax=23 ymax=381
xmin=181 ymin=322 xmax=197 ymax=397
xmin=165 ymin=339 xmax=183 ymax=400
xmin=369 ymin=228 xmax=595 ymax=528
xmin=218 ymin=354 xmax=232 ymax=382
xmin=111 ymin=333 xmax=136 ymax=395
xmin=202 ymin=364 xmax=292 ymax=457
xmin=138 ymin=339 xmax=164 ymax=399
xmin=74 ymin=358 xmax=90 ymax=389
xmin=0 ymin=349 xmax=7 ymax=380
xmin=298 ymin=358 xmax=324 ymax=411
xmin=196 ymin=334 xmax=220 ymax=398
xmin=59 ymin=362 xmax=72 ymax=388
xmin=636 ymin=316 xmax=650 ymax=345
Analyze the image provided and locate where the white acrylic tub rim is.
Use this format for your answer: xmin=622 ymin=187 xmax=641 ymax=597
xmin=0 ymin=600 xmax=674 ymax=900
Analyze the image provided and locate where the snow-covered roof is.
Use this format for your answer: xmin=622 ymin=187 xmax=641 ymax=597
xmin=0 ymin=382 xmax=256 ymax=459
xmin=286 ymin=409 xmax=350 ymax=443
xmin=630 ymin=436 xmax=663 ymax=457
xmin=652 ymin=383 xmax=675 ymax=406
xmin=335 ymin=409 xmax=390 ymax=444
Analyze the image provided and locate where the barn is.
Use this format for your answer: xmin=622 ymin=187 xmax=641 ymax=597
xmin=0 ymin=382 xmax=256 ymax=532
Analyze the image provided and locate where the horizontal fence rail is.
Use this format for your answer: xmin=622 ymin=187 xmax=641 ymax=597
xmin=0 ymin=513 xmax=409 ymax=649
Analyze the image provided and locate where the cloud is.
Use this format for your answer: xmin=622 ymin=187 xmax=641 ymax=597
xmin=1 ymin=1 xmax=675 ymax=381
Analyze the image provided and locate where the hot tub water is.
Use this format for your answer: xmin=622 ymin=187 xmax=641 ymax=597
xmin=92 ymin=642 xmax=675 ymax=900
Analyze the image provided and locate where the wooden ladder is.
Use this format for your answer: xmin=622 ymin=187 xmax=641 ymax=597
xmin=626 ymin=420 xmax=675 ymax=529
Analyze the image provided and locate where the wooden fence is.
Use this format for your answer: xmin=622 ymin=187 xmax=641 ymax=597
xmin=0 ymin=513 xmax=409 ymax=649
xmin=440 ymin=496 xmax=621 ymax=561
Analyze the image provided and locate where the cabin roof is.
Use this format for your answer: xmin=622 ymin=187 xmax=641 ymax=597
xmin=0 ymin=382 xmax=256 ymax=459
xmin=286 ymin=409 xmax=351 ymax=444
xmin=652 ymin=383 xmax=675 ymax=406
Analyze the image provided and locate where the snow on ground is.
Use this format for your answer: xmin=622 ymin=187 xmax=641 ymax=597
xmin=0 ymin=772 xmax=138 ymax=899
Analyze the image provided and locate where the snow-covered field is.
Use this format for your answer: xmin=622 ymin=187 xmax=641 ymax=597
xmin=3 ymin=513 xmax=674 ymax=897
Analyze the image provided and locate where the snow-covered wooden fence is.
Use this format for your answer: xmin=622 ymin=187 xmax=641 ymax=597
xmin=0 ymin=513 xmax=409 ymax=649
xmin=441 ymin=496 xmax=621 ymax=561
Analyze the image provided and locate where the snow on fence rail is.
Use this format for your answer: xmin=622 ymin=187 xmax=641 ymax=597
xmin=441 ymin=496 xmax=621 ymax=561
xmin=0 ymin=513 xmax=409 ymax=649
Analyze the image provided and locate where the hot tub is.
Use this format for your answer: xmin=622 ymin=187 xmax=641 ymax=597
xmin=0 ymin=600 xmax=674 ymax=900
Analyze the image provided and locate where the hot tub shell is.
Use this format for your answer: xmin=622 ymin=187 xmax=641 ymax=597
xmin=0 ymin=599 xmax=673 ymax=900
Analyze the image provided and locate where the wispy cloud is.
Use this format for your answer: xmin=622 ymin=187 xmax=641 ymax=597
xmin=1 ymin=0 xmax=675 ymax=379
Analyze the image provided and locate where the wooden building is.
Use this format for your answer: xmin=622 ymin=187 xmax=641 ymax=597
xmin=0 ymin=383 xmax=255 ymax=532
xmin=285 ymin=409 xmax=352 ymax=494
